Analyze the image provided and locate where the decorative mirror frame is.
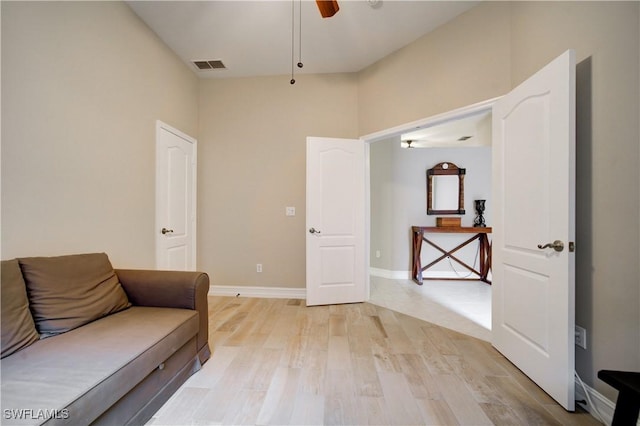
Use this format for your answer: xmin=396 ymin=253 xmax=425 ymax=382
xmin=426 ymin=162 xmax=466 ymax=215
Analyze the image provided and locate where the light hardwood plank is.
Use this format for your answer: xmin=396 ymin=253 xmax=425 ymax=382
xmin=327 ymin=335 xmax=352 ymax=370
xmin=357 ymin=396 xmax=392 ymax=425
xmin=255 ymin=366 xmax=301 ymax=425
xmin=377 ymin=371 xmax=425 ymax=425
xmin=491 ymin=354 xmax=560 ymax=406
xmin=444 ymin=353 xmax=507 ymax=405
xmin=324 ymin=368 xmax=359 ymax=425
xmin=479 ymin=402 xmax=527 ymax=426
xmin=297 ymin=349 xmax=328 ymax=395
xmin=222 ymin=389 xmax=266 ymax=425
xmin=433 ymin=373 xmax=494 ymax=425
xmin=289 ymin=392 xmax=325 ymax=425
xmin=396 ymin=353 xmax=442 ymax=400
xmin=352 ymin=355 xmax=384 ymax=397
xmin=347 ymin=323 xmax=374 ymax=358
xmin=152 ymin=386 xmax=209 ymax=425
xmin=244 ymin=347 xmax=282 ymax=391
xmin=485 ymin=375 xmax=563 ymax=425
xmin=367 ymin=315 xmax=389 ymax=338
xmin=280 ymin=333 xmax=309 ymax=368
xmin=384 ymin=322 xmax=419 ymax=355
xmin=148 ymin=297 xmax=600 ymax=426
xmin=415 ymin=398 xmax=461 ymax=426
xmin=542 ymin=403 xmax=602 ymax=426
xmin=329 ymin=314 xmax=347 ymax=336
xmin=184 ymin=345 xmax=240 ymax=388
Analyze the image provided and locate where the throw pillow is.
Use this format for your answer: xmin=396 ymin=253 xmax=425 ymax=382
xmin=1 ymin=259 xmax=40 ymax=358
xmin=18 ymin=253 xmax=131 ymax=338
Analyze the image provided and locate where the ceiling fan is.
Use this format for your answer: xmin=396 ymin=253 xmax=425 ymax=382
xmin=315 ymin=0 xmax=340 ymax=18
xmin=291 ymin=0 xmax=339 ymax=84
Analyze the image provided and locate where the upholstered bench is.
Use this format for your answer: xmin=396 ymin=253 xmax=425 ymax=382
xmin=598 ymin=370 xmax=640 ymax=426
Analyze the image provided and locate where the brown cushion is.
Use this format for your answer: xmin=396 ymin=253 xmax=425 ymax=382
xmin=1 ymin=259 xmax=40 ymax=358
xmin=18 ymin=253 xmax=131 ymax=338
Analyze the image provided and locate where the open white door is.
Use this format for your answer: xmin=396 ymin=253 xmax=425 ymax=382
xmin=492 ymin=50 xmax=576 ymax=410
xmin=156 ymin=121 xmax=197 ymax=271
xmin=306 ymin=137 xmax=367 ymax=306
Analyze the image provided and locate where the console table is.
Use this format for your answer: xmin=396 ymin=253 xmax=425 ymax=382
xmin=411 ymin=226 xmax=492 ymax=285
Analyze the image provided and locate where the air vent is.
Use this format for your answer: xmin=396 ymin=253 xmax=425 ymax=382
xmin=192 ymin=60 xmax=226 ymax=71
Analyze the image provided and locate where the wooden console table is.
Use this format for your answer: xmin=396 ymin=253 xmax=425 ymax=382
xmin=411 ymin=226 xmax=492 ymax=285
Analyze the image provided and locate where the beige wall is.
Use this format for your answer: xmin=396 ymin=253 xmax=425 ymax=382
xmin=1 ymin=2 xmax=198 ymax=268
xmin=358 ymin=1 xmax=511 ymax=136
xmin=197 ymin=74 xmax=358 ymax=288
xmin=359 ymin=0 xmax=639 ymax=401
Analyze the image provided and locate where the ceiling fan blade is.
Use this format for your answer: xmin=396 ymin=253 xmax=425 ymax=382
xmin=315 ymin=0 xmax=339 ymax=18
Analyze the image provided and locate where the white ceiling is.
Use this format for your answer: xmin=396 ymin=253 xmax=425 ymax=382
xmin=127 ymin=0 xmax=479 ymax=79
xmin=401 ymin=109 xmax=492 ymax=148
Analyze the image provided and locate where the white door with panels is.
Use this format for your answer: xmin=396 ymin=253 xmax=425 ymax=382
xmin=306 ymin=137 xmax=367 ymax=306
xmin=492 ymin=50 xmax=576 ymax=410
xmin=156 ymin=121 xmax=197 ymax=271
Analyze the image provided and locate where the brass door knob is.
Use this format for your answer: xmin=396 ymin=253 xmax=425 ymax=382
xmin=161 ymin=228 xmax=174 ymax=235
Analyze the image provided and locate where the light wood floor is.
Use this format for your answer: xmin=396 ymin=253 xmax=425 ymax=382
xmin=149 ymin=296 xmax=600 ymax=425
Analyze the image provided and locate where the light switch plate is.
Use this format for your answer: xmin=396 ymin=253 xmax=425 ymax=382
xmin=286 ymin=207 xmax=296 ymax=216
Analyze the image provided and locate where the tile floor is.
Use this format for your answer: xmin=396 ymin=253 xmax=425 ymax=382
xmin=368 ymin=275 xmax=492 ymax=342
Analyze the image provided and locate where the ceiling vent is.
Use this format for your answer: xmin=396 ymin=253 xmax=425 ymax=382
xmin=192 ymin=60 xmax=226 ymax=71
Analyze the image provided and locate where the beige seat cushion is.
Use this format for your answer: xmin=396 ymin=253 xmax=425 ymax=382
xmin=18 ymin=253 xmax=131 ymax=338
xmin=0 ymin=306 xmax=198 ymax=425
xmin=1 ymin=259 xmax=40 ymax=358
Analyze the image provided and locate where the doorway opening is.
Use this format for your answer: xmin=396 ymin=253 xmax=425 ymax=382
xmin=363 ymin=100 xmax=496 ymax=341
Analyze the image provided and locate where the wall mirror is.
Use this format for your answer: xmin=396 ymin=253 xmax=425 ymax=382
xmin=427 ymin=162 xmax=465 ymax=215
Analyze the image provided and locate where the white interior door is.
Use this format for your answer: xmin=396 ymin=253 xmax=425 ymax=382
xmin=492 ymin=50 xmax=576 ymax=410
xmin=306 ymin=137 xmax=367 ymax=306
xmin=156 ymin=121 xmax=197 ymax=271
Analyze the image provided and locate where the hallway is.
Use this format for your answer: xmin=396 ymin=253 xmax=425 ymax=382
xmin=369 ymin=275 xmax=491 ymax=342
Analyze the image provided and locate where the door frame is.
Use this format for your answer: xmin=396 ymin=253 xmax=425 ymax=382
xmin=360 ymin=97 xmax=501 ymax=288
xmin=155 ymin=120 xmax=198 ymax=270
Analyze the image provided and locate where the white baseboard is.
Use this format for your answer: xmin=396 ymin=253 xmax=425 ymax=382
xmin=208 ymin=285 xmax=306 ymax=299
xmin=575 ymin=376 xmax=627 ymax=426
xmin=369 ymin=268 xmax=411 ymax=279
xmin=369 ymin=268 xmax=480 ymax=280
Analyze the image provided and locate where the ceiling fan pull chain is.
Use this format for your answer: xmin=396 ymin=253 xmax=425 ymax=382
xmin=297 ymin=0 xmax=304 ymax=69
xmin=290 ymin=0 xmax=296 ymax=84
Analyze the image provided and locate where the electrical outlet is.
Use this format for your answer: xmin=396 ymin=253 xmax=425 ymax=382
xmin=575 ymin=325 xmax=587 ymax=349
xmin=256 ymin=264 xmax=262 ymax=273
